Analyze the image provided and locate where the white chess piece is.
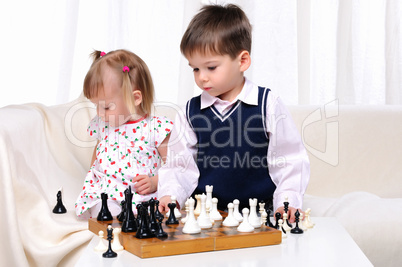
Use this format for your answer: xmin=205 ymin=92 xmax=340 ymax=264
xmin=260 ymin=210 xmax=268 ymax=225
xmin=278 ymin=219 xmax=287 ymax=238
xmin=209 ymin=197 xmax=223 ymax=221
xmin=112 ymin=227 xmax=124 ymax=251
xmin=233 ymin=199 xmax=243 ymax=222
xmin=237 ymin=208 xmax=254 ymax=232
xmin=205 ymin=185 xmax=213 ymax=211
xmin=166 ymin=195 xmax=182 ymax=218
xmin=259 ymin=202 xmax=265 ymax=216
xmin=281 ymin=213 xmax=292 ymax=233
xmin=94 ymin=230 xmax=107 ymax=252
xmin=222 ymin=203 xmax=239 ymax=227
xmin=304 ymin=208 xmax=315 ymax=229
xmin=248 ymin=198 xmax=261 ymax=228
xmin=197 ymin=194 xmax=213 ymax=229
xmin=181 ymin=199 xmax=190 ymax=224
xmin=194 ymin=194 xmax=202 ymax=216
xmin=182 ymin=198 xmax=201 ymax=234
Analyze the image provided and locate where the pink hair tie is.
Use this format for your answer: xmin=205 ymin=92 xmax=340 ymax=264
xmin=100 ymin=51 xmax=106 ymax=57
xmin=122 ymin=66 xmax=130 ymax=72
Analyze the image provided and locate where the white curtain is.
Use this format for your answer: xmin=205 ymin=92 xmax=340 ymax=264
xmin=0 ymin=0 xmax=401 ymax=108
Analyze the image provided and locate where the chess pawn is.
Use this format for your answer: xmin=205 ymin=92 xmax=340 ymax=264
xmin=97 ymin=193 xmax=113 ymax=221
xmin=111 ymin=228 xmax=124 ymax=251
xmin=282 ymin=213 xmax=292 ymax=232
xmin=94 ymin=230 xmax=107 ymax=252
xmin=290 ymin=210 xmax=304 ymax=234
xmin=165 ymin=202 xmax=179 ymax=225
xmin=181 ymin=199 xmax=190 ymax=224
xmin=154 ymin=199 xmax=164 ymax=222
xmin=53 ymin=187 xmax=67 ymax=214
xmin=209 ymin=198 xmax=223 ymax=221
xmin=237 ymin=208 xmax=254 ymax=233
xmin=166 ymin=195 xmax=182 ymax=218
xmin=194 ymin=194 xmax=202 ymax=216
xmin=233 ymin=199 xmax=243 ymax=222
xmin=259 ymin=202 xmax=265 ymax=216
xmin=278 ymin=219 xmax=287 ymax=238
xmin=197 ymin=194 xmax=213 ymax=229
xmin=182 ymin=198 xmax=201 ymax=234
xmin=248 ymin=198 xmax=261 ymax=228
xmin=222 ymin=203 xmax=239 ymax=227
xmin=205 ymin=185 xmax=213 ymax=211
xmin=156 ymin=215 xmax=168 ymax=239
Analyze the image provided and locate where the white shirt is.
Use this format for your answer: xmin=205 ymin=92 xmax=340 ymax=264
xmin=158 ymin=78 xmax=310 ymax=211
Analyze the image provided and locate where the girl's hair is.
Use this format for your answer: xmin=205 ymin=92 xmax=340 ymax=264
xmin=180 ymin=4 xmax=252 ymax=59
xmin=83 ymin=49 xmax=154 ymax=115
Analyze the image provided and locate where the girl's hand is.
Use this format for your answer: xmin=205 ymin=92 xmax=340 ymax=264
xmin=274 ymin=206 xmax=304 ymax=223
xmin=132 ymin=175 xmax=157 ymax=195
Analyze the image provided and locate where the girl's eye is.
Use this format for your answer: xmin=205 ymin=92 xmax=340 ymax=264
xmin=193 ymin=68 xmax=199 ymax=72
xmin=208 ymin=66 xmax=216 ymax=71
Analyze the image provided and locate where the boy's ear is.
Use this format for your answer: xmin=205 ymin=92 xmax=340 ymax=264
xmin=132 ymin=90 xmax=142 ymax=106
xmin=239 ymin=50 xmax=251 ymax=72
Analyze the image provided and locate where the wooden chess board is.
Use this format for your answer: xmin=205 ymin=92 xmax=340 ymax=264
xmin=88 ymin=214 xmax=282 ymax=258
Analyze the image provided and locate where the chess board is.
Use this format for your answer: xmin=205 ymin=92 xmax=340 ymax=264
xmin=88 ymin=214 xmax=282 ymax=258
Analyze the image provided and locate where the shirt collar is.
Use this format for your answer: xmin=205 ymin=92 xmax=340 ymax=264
xmin=200 ymin=77 xmax=259 ymax=109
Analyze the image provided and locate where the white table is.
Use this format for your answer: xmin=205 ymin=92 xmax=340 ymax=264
xmin=75 ymin=217 xmax=373 ymax=267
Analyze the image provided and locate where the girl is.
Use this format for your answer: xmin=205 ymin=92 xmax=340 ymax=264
xmin=75 ymin=49 xmax=173 ymax=219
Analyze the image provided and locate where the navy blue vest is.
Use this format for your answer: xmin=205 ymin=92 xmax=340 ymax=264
xmin=186 ymin=87 xmax=276 ymax=211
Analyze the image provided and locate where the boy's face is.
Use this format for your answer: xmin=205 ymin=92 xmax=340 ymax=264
xmin=91 ymin=67 xmax=132 ymax=127
xmin=186 ymin=51 xmax=247 ymax=102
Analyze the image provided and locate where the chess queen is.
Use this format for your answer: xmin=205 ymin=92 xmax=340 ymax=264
xmin=75 ymin=49 xmax=173 ymax=219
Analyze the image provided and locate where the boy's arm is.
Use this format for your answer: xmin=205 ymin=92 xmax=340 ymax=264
xmin=266 ymin=93 xmax=310 ymax=216
xmin=157 ymin=107 xmax=200 ymax=211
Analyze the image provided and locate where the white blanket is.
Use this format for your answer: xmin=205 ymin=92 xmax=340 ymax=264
xmin=0 ymin=97 xmax=95 ymax=266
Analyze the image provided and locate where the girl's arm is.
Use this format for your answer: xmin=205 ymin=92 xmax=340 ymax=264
xmin=90 ymin=141 xmax=99 ymax=167
xmin=132 ymin=133 xmax=171 ymax=195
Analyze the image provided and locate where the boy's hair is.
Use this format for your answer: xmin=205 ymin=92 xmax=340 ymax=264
xmin=83 ymin=49 xmax=154 ymax=115
xmin=180 ymin=4 xmax=252 ymax=59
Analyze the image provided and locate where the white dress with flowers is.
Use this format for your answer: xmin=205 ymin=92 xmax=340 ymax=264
xmin=75 ymin=115 xmax=173 ymax=217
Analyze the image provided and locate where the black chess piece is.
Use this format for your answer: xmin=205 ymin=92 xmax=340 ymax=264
xmin=102 ymin=225 xmax=117 ymax=258
xmin=155 ymin=215 xmax=168 ymax=239
xmin=154 ymin=199 xmax=164 ymax=221
xmin=283 ymin=199 xmax=292 ymax=228
xmin=165 ymin=202 xmax=179 ymax=225
xmin=121 ymin=186 xmax=137 ymax=232
xmin=274 ymin=212 xmax=281 ymax=229
xmin=290 ymin=210 xmax=304 ymax=234
xmin=52 ymin=189 xmax=67 ymax=214
xmin=135 ymin=204 xmax=155 ymax=239
xmin=148 ymin=199 xmax=159 ymax=233
xmin=97 ymin=193 xmax=113 ymax=221
xmin=117 ymin=200 xmax=126 ymax=222
xmin=265 ymin=209 xmax=275 ymax=228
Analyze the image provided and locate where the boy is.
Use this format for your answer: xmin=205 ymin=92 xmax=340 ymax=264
xmin=158 ymin=4 xmax=309 ymax=222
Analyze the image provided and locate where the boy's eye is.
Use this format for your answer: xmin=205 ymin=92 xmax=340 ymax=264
xmin=208 ymin=66 xmax=216 ymax=71
xmin=193 ymin=68 xmax=199 ymax=72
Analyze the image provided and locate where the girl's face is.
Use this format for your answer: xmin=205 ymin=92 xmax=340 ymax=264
xmin=91 ymin=68 xmax=131 ymax=127
xmin=186 ymin=51 xmax=247 ymax=102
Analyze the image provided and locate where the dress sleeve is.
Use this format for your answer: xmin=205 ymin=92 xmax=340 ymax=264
xmin=151 ymin=116 xmax=174 ymax=148
xmin=87 ymin=116 xmax=102 ymax=140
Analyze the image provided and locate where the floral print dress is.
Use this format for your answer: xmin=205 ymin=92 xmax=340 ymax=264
xmin=75 ymin=115 xmax=173 ymax=217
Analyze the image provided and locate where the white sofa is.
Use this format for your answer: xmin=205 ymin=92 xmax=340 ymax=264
xmin=1 ymin=96 xmax=401 ymax=266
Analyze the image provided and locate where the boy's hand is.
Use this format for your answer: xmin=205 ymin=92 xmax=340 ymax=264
xmin=132 ymin=175 xmax=157 ymax=195
xmin=158 ymin=195 xmax=172 ymax=214
xmin=275 ymin=206 xmax=303 ymax=223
